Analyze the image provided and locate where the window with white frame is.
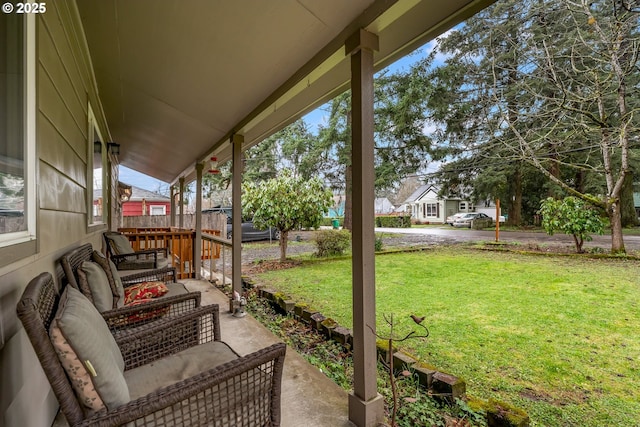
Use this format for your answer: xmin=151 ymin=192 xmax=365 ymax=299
xmin=88 ymin=106 xmax=106 ymax=226
xmin=149 ymin=205 xmax=166 ymax=215
xmin=425 ymin=203 xmax=438 ymax=217
xmin=0 ymin=14 xmax=35 ymax=247
xmin=459 ymin=201 xmax=467 ymax=211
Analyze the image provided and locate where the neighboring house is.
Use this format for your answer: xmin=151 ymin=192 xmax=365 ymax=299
xmin=123 ymin=185 xmax=172 ymax=216
xmin=634 ymin=193 xmax=640 ymax=219
xmin=404 ymin=184 xmax=474 ymax=223
xmin=375 ymin=197 xmax=395 ymax=214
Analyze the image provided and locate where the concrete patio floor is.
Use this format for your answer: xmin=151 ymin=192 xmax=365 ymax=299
xmin=183 ymin=278 xmax=352 ymax=427
xmin=53 ymin=278 xmax=352 ymax=427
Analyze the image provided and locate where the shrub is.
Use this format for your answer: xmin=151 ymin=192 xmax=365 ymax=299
xmin=375 ymin=215 xmax=411 ymax=228
xmin=375 ymin=234 xmax=384 ymax=252
xmin=314 ymin=230 xmax=351 ymax=257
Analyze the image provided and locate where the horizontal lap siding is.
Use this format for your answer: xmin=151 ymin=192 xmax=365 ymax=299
xmin=1 ymin=4 xmax=109 ymax=427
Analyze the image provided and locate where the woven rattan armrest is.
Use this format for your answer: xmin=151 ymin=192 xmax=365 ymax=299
xmin=115 ymin=304 xmax=221 ymax=369
xmin=120 ymin=266 xmax=178 ymax=286
xmin=76 ymin=342 xmax=286 ymax=427
xmin=101 ymin=291 xmax=202 ymax=333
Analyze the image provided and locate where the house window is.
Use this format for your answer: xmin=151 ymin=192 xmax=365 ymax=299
xmin=425 ymin=203 xmax=439 ymax=217
xmin=459 ymin=202 xmax=467 ymax=211
xmin=0 ymin=13 xmax=35 ymax=248
xmin=149 ymin=205 xmax=166 ymax=215
xmin=88 ymin=106 xmax=106 ymax=226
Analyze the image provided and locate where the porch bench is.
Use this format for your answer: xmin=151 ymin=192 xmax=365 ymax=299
xmin=17 ymin=272 xmax=286 ymax=427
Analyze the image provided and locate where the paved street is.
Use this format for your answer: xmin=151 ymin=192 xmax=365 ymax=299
xmin=375 ymin=226 xmax=640 ymax=252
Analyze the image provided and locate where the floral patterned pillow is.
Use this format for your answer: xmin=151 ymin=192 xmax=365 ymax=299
xmin=50 ymin=321 xmax=105 ymax=415
xmin=123 ymin=281 xmax=169 ymax=305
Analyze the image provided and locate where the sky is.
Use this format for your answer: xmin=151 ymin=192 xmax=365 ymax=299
xmin=119 ymin=35 xmax=450 ymax=192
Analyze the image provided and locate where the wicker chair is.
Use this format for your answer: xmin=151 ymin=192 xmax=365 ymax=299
xmin=17 ymin=272 xmax=286 ymax=427
xmin=60 ymin=244 xmax=201 ymax=332
xmin=104 ymin=231 xmax=169 ymax=270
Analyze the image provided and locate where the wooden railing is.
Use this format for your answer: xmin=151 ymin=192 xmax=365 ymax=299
xmin=202 ymin=231 xmax=232 ymax=285
xmin=118 ymin=227 xmax=222 ymax=279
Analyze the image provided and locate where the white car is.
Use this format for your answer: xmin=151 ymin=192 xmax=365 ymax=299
xmin=452 ymin=212 xmax=493 ymax=228
xmin=445 ymin=212 xmax=467 ymax=226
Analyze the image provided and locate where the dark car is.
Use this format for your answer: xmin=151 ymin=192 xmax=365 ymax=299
xmin=0 ymin=208 xmax=24 ymax=217
xmin=203 ymin=207 xmax=278 ymax=242
xmin=226 ymin=221 xmax=279 ymax=242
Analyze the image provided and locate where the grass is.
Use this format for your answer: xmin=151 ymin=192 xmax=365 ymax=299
xmin=252 ymin=247 xmax=640 ymax=427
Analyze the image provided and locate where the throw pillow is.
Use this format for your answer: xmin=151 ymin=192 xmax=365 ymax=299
xmin=50 ymin=323 xmax=106 ymax=414
xmin=78 ymin=261 xmax=114 ymax=312
xmin=124 ymin=281 xmax=169 ymax=305
xmin=107 ymin=234 xmax=134 ymax=255
xmin=91 ymin=250 xmax=125 ymax=308
xmin=51 ymin=286 xmax=129 ymax=410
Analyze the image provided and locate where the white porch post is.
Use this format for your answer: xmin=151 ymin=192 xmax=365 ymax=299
xmin=170 ymin=186 xmax=176 ymax=227
xmin=231 ymin=134 xmax=244 ymax=307
xmin=179 ymin=177 xmax=185 ymax=229
xmin=347 ymin=28 xmax=384 ymax=426
xmin=194 ymin=163 xmax=204 ymax=279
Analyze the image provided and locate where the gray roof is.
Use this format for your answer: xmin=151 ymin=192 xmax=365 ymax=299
xmin=403 ymin=184 xmax=433 ymax=204
xmin=127 ymin=185 xmax=170 ymax=202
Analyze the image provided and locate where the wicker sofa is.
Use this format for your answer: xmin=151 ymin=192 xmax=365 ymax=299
xmin=17 ymin=272 xmax=286 ymax=427
xmin=60 ymin=244 xmax=201 ymax=332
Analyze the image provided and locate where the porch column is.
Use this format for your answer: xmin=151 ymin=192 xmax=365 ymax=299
xmin=346 ymin=29 xmax=383 ymax=426
xmin=179 ymin=177 xmax=185 ymax=229
xmin=170 ymin=185 xmax=176 ymax=227
xmin=194 ymin=163 xmax=204 ymax=279
xmin=231 ymin=134 xmax=244 ymax=306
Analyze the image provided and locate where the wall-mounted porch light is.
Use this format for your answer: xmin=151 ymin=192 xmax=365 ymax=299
xmin=107 ymin=142 xmax=121 ymax=156
xmin=93 ymin=141 xmax=102 ymax=153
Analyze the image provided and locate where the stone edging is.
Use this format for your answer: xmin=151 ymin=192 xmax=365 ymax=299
xmin=243 ymin=277 xmax=530 ymax=427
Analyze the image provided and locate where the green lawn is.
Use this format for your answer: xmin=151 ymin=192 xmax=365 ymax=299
xmin=253 ymin=248 xmax=640 ymax=427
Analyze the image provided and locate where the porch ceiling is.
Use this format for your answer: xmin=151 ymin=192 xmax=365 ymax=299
xmin=76 ymin=0 xmax=494 ymax=185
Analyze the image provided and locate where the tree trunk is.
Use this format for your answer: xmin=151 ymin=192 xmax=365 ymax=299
xmin=507 ymin=167 xmax=523 ymax=226
xmin=280 ymin=230 xmax=288 ymax=262
xmin=620 ymin=171 xmax=637 ymax=227
xmin=343 ymin=164 xmax=353 ymax=231
xmin=609 ymin=201 xmax=625 ymax=254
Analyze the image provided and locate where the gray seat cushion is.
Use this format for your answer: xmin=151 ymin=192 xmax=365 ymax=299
xmin=125 ymin=341 xmax=239 ymax=400
xmin=165 ymin=282 xmax=188 ymax=297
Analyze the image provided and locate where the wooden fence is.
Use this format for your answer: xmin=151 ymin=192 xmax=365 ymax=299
xmin=122 ymin=212 xmax=226 ymax=231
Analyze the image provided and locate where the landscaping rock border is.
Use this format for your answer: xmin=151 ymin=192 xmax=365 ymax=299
xmin=242 ymin=276 xmax=530 ymax=427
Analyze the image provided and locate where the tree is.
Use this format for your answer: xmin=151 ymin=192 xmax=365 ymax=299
xmin=539 ymin=196 xmax=605 ymax=253
xmin=428 ymin=0 xmax=640 ymax=252
xmin=243 ymin=169 xmax=333 ymax=261
xmin=317 ymin=58 xmax=435 ymax=230
xmin=494 ymin=0 xmax=640 ymax=253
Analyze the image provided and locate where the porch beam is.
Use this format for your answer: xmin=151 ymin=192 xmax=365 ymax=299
xmin=231 ymin=134 xmax=244 ymax=307
xmin=347 ymin=28 xmax=384 ymax=427
xmin=179 ymin=177 xmax=185 ymax=229
xmin=194 ymin=162 xmax=204 ymax=279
